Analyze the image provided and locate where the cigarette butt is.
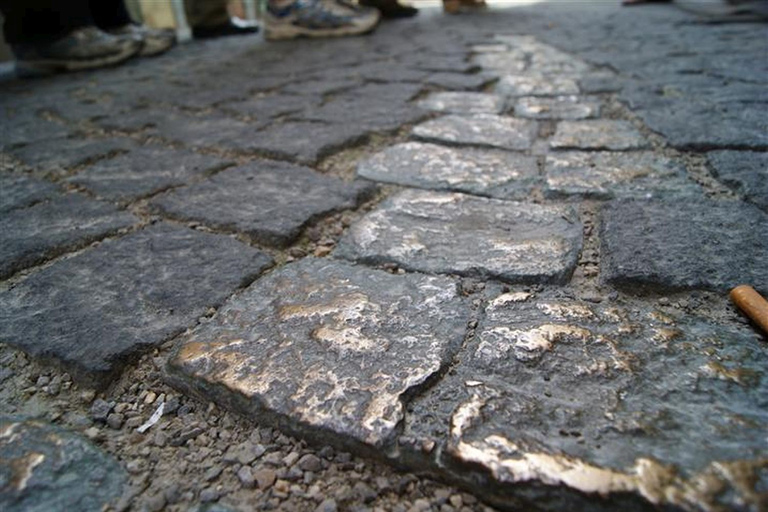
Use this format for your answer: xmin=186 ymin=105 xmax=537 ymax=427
xmin=729 ymin=285 xmax=768 ymax=335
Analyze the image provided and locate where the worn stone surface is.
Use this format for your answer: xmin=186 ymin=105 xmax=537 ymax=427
xmin=9 ymin=137 xmax=134 ymax=177
xmin=707 ymin=150 xmax=768 ymax=212
xmin=357 ymin=142 xmax=538 ymax=199
xmin=246 ymin=121 xmax=369 ymax=164
xmin=0 ymin=173 xmax=60 ymax=213
xmin=0 ymin=194 xmax=136 ymax=279
xmin=151 ymin=161 xmax=374 ymax=247
xmin=403 ymin=292 xmax=768 ymax=511
xmin=513 ymin=96 xmax=600 ymax=120
xmin=496 ymin=75 xmax=580 ymax=97
xmin=413 ymin=115 xmax=537 ymax=151
xmin=425 ymin=72 xmax=494 ymax=91
xmin=550 ymin=120 xmax=649 ymax=151
xmin=0 ymin=116 xmax=69 ymax=150
xmin=0 ymin=223 xmax=272 ymax=381
xmin=417 ymin=92 xmax=505 ymax=115
xmin=335 ymin=190 xmax=582 ymax=284
xmin=168 ymin=258 xmax=468 ymax=448
xmin=68 ymin=146 xmax=231 ymax=204
xmin=221 ymin=94 xmax=323 ymax=121
xmin=0 ymin=417 xmax=128 ymax=511
xmin=601 ymin=198 xmax=768 ymax=293
xmin=544 ymin=151 xmax=699 ymax=199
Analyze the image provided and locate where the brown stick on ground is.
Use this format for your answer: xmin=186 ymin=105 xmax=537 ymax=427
xmin=730 ymin=285 xmax=768 ymax=336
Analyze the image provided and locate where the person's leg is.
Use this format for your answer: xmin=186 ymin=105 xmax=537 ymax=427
xmin=186 ymin=0 xmax=260 ymax=38
xmin=89 ymin=0 xmax=133 ymax=30
xmin=0 ymin=0 xmax=94 ymax=44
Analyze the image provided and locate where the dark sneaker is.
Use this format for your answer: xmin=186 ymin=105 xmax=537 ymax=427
xmin=12 ymin=26 xmax=141 ymax=77
xmin=192 ymin=18 xmax=260 ymax=39
xmin=108 ymin=24 xmax=176 ymax=57
xmin=265 ymin=0 xmax=380 ymax=40
xmin=359 ymin=0 xmax=418 ymax=18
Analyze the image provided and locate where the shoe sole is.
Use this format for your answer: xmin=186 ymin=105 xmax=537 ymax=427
xmin=265 ymin=16 xmax=379 ymax=40
xmin=16 ymin=41 xmax=141 ymax=78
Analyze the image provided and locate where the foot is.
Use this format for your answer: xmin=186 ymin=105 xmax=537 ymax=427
xmin=265 ymin=0 xmax=380 ymax=40
xmin=359 ymin=0 xmax=418 ymax=18
xmin=12 ymin=26 xmax=141 ymax=77
xmin=192 ymin=18 xmax=260 ymax=39
xmin=108 ymin=24 xmax=176 ymax=57
xmin=443 ymin=0 xmax=486 ymax=14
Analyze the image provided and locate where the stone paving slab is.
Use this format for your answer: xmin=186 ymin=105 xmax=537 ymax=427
xmin=513 ymin=96 xmax=601 ymax=120
xmin=544 ymin=151 xmax=699 ymax=200
xmin=0 ymin=194 xmax=137 ymax=280
xmin=167 ymin=258 xmax=468 ymax=448
xmin=402 ymin=292 xmax=768 ymax=511
xmin=601 ymin=198 xmax=768 ymax=293
xmin=413 ymin=115 xmax=537 ymax=151
xmin=707 ymin=150 xmax=768 ymax=212
xmin=357 ymin=142 xmax=538 ymax=199
xmin=9 ymin=137 xmax=134 ymax=177
xmin=550 ymin=120 xmax=649 ymax=151
xmin=67 ymin=146 xmax=232 ymax=204
xmin=150 ymin=161 xmax=375 ymax=247
xmin=0 ymin=417 xmax=127 ymax=512
xmin=496 ymin=75 xmax=580 ymax=98
xmin=417 ymin=92 xmax=505 ymax=115
xmin=0 ymin=173 xmax=60 ymax=213
xmin=0 ymin=223 xmax=272 ymax=382
xmin=335 ymin=190 xmax=582 ymax=285
xmin=220 ymin=94 xmax=324 ymax=121
xmin=0 ymin=117 xmax=70 ymax=150
xmin=424 ymin=72 xmax=495 ymax=91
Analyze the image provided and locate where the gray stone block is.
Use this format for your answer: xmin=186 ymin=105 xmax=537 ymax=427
xmin=417 ymin=92 xmax=505 ymax=115
xmin=167 ymin=258 xmax=468 ymax=448
xmin=9 ymin=137 xmax=134 ymax=177
xmin=708 ymin=150 xmax=768 ymax=212
xmin=0 ymin=173 xmax=60 ymax=213
xmin=513 ymin=96 xmax=601 ymax=120
xmin=0 ymin=223 xmax=272 ymax=382
xmin=151 ymin=161 xmax=375 ymax=247
xmin=0 ymin=417 xmax=127 ymax=512
xmin=247 ymin=121 xmax=369 ymax=164
xmin=550 ymin=120 xmax=649 ymax=151
xmin=335 ymin=189 xmax=582 ymax=284
xmin=0 ymin=194 xmax=137 ymax=279
xmin=357 ymin=142 xmax=538 ymax=199
xmin=600 ymin=198 xmax=768 ymax=292
xmin=424 ymin=72 xmax=495 ymax=91
xmin=413 ymin=115 xmax=537 ymax=151
xmin=496 ymin=75 xmax=580 ymax=97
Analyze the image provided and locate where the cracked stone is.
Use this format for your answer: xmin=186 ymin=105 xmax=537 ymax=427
xmin=9 ymin=137 xmax=134 ymax=177
xmin=167 ymin=258 xmax=468 ymax=448
xmin=150 ymin=161 xmax=374 ymax=247
xmin=357 ymin=142 xmax=538 ymax=199
xmin=403 ymin=292 xmax=768 ymax=511
xmin=513 ymin=96 xmax=600 ymax=120
xmin=335 ymin=189 xmax=582 ymax=284
xmin=0 ymin=173 xmax=60 ymax=213
xmin=413 ymin=115 xmax=537 ymax=151
xmin=544 ymin=151 xmax=700 ymax=199
xmin=67 ymin=146 xmax=231 ymax=204
xmin=0 ymin=194 xmax=137 ymax=279
xmin=600 ymin=198 xmax=768 ymax=292
xmin=416 ymin=93 xmax=505 ymax=115
xmin=550 ymin=120 xmax=649 ymax=151
xmin=0 ymin=417 xmax=128 ymax=512
xmin=0 ymin=223 xmax=273 ymax=383
xmin=496 ymin=75 xmax=580 ymax=97
xmin=707 ymin=150 xmax=768 ymax=212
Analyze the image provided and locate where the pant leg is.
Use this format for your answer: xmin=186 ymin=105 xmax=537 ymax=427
xmin=185 ymin=0 xmax=231 ymax=28
xmin=0 ymin=0 xmax=93 ymax=44
xmin=89 ymin=0 xmax=133 ymax=30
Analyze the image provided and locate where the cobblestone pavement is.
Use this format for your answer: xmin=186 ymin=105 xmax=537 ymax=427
xmin=1 ymin=3 xmax=767 ymax=512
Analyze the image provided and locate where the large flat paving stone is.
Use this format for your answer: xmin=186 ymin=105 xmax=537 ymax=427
xmin=601 ymin=198 xmax=768 ymax=293
xmin=416 ymin=92 xmax=505 ymax=115
xmin=0 ymin=417 xmax=128 ymax=512
xmin=248 ymin=121 xmax=369 ymax=164
xmin=167 ymin=258 xmax=468 ymax=448
xmin=513 ymin=96 xmax=601 ymax=120
xmin=357 ymin=142 xmax=538 ymax=199
xmin=550 ymin=120 xmax=649 ymax=151
xmin=0 ymin=173 xmax=60 ymax=213
xmin=496 ymin=75 xmax=580 ymax=97
xmin=402 ymin=292 xmax=768 ymax=511
xmin=67 ymin=145 xmax=231 ymax=204
xmin=413 ymin=115 xmax=537 ymax=151
xmin=544 ymin=151 xmax=700 ymax=199
xmin=708 ymin=150 xmax=768 ymax=212
xmin=0 ymin=194 xmax=137 ymax=279
xmin=9 ymin=137 xmax=134 ymax=177
xmin=335 ymin=190 xmax=582 ymax=284
xmin=151 ymin=161 xmax=375 ymax=247
xmin=0 ymin=223 xmax=272 ymax=382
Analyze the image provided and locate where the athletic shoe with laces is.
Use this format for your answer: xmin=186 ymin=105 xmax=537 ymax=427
xmin=108 ymin=24 xmax=176 ymax=57
xmin=264 ymin=0 xmax=380 ymax=40
xmin=12 ymin=26 xmax=141 ymax=77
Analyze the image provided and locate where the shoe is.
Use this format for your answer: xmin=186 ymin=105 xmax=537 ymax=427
xmin=443 ymin=0 xmax=486 ymax=14
xmin=108 ymin=24 xmax=176 ymax=56
xmin=359 ymin=0 xmax=418 ymax=18
xmin=12 ymin=26 xmax=141 ymax=77
xmin=265 ymin=0 xmax=381 ymax=40
xmin=192 ymin=18 xmax=260 ymax=39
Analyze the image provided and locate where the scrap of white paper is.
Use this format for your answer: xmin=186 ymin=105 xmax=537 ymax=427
xmin=137 ymin=402 xmax=165 ymax=433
